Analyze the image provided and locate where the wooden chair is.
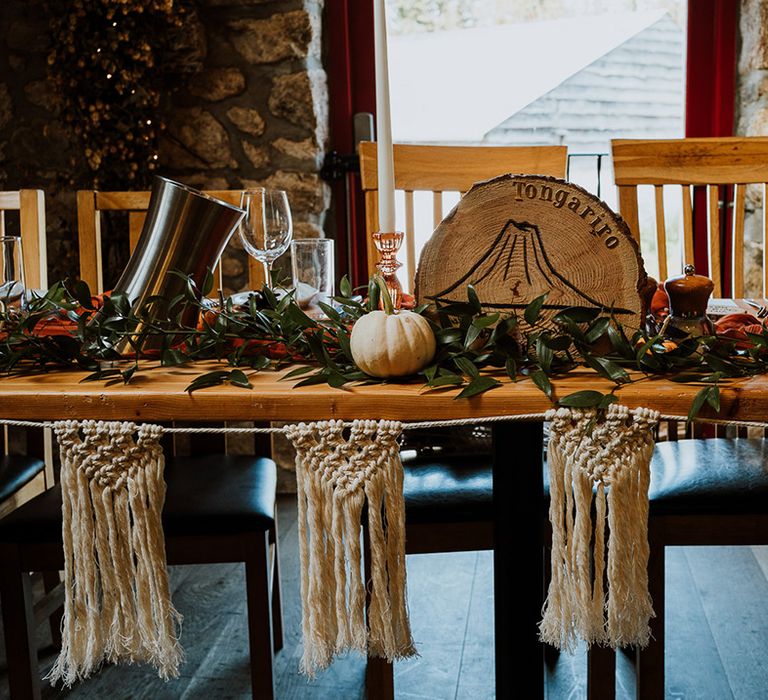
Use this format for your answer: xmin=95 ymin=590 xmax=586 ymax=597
xmin=76 ymin=189 xmax=265 ymax=294
xmin=0 ymin=190 xmax=283 ymax=699
xmin=358 ymin=142 xmax=568 ymax=288
xmin=0 ymin=189 xmax=51 ymax=509
xmin=610 ymin=137 xmax=768 ymax=699
xmin=613 ymin=136 xmax=768 ymax=295
xmin=358 ymin=144 xmax=567 ymax=698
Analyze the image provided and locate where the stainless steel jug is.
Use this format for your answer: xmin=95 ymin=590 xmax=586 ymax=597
xmin=105 ymin=176 xmax=245 ymax=352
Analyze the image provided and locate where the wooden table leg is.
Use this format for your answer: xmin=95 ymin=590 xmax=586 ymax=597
xmin=493 ymin=421 xmax=545 ymax=698
xmin=364 ymin=528 xmax=395 ymax=700
xmin=588 ymin=646 xmax=616 ymax=699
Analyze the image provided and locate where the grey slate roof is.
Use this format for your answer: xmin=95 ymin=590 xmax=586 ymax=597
xmin=485 ymin=13 xmax=684 ymax=153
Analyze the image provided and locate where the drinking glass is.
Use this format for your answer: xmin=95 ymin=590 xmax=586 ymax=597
xmin=238 ymin=188 xmax=293 ymax=289
xmin=0 ymin=236 xmax=25 ymax=312
xmin=291 ymin=239 xmax=335 ymax=317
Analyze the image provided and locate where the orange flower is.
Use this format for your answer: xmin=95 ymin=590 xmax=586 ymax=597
xmin=650 ymin=283 xmax=670 ymax=319
xmin=715 ymin=313 xmax=768 ymax=349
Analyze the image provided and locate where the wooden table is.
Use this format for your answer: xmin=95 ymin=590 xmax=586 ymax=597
xmin=2 ymin=362 xmax=766 ymax=421
xmin=1 ymin=363 xmax=766 ymax=698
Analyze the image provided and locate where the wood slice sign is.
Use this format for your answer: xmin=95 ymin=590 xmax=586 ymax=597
xmin=415 ymin=175 xmax=648 ymax=326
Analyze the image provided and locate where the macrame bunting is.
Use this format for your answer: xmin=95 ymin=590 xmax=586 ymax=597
xmin=48 ymin=420 xmax=183 ymax=687
xmin=540 ymin=405 xmax=659 ymax=652
xmin=285 ymin=419 xmax=416 ymax=678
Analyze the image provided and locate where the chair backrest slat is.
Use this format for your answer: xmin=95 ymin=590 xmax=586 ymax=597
xmin=359 ymin=143 xmax=568 ymax=285
xmin=732 ymin=184 xmax=746 ymax=297
xmin=707 ymin=185 xmax=722 ymax=296
xmin=682 ymin=184 xmax=694 ymax=265
xmin=654 ymin=185 xmax=668 ymax=282
xmin=432 ymin=191 xmax=443 ymax=230
xmin=77 ymin=190 xmax=102 ymax=293
xmin=404 ymin=191 xmax=416 ymax=283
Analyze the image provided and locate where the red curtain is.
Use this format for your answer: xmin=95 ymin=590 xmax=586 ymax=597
xmin=325 ymin=0 xmax=375 ymax=286
xmin=685 ymin=0 xmax=739 ymax=289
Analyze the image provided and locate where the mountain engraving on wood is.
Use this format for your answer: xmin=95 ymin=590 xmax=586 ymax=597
xmin=415 ymin=175 xmax=647 ymax=325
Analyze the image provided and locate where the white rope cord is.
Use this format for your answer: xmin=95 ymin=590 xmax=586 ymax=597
xmin=2 ymin=413 xmax=768 ymax=432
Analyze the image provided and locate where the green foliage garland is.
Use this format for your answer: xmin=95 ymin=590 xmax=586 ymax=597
xmin=0 ymin=273 xmax=763 ymax=421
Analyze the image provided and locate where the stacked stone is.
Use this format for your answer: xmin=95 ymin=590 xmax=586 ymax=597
xmin=160 ymin=0 xmax=330 ymax=295
xmin=737 ymin=0 xmax=768 ymax=296
xmin=0 ymin=0 xmax=79 ymax=282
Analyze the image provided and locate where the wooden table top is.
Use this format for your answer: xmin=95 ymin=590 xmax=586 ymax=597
xmin=0 ymin=361 xmax=765 ymax=422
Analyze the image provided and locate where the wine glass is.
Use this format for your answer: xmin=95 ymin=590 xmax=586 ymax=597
xmin=0 ymin=236 xmax=25 ymax=314
xmin=238 ymin=188 xmax=293 ymax=289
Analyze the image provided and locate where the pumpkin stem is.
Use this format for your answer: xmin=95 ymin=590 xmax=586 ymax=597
xmin=373 ymin=275 xmax=396 ymax=315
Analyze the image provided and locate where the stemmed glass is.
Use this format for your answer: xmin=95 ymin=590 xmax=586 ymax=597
xmin=238 ymin=188 xmax=293 ymax=289
xmin=0 ymin=236 xmax=25 ymax=314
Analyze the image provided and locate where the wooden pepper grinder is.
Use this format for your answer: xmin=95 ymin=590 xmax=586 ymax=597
xmin=663 ymin=264 xmax=715 ymax=337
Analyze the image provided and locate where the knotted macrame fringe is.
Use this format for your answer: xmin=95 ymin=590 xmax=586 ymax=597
xmin=540 ymin=405 xmax=659 ymax=652
xmin=47 ymin=420 xmax=183 ymax=687
xmin=285 ymin=419 xmax=416 ymax=678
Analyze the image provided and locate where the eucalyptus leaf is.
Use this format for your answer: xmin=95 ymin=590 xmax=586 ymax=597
xmin=524 ymin=294 xmax=548 ymax=326
xmin=228 ymin=369 xmax=252 ymax=389
xmin=553 ymin=306 xmax=600 ymax=325
xmin=185 ymin=370 xmax=232 ymax=393
xmin=454 ymin=356 xmax=480 ymax=379
xmin=687 ymin=385 xmax=711 ymax=422
xmin=250 ymin=355 xmax=271 ymax=370
xmin=472 ymin=313 xmax=500 ymax=329
xmin=505 ymin=357 xmax=517 ymax=381
xmin=72 ymin=280 xmax=94 ymax=310
xmin=585 ymin=317 xmax=610 ymax=343
xmin=294 ymin=372 xmax=330 ymax=388
xmin=281 ymin=364 xmax=315 ymax=380
xmin=467 ymin=284 xmax=482 ymax=313
xmin=455 ymin=375 xmax=500 ymax=399
xmin=327 ymin=370 xmax=349 ymax=388
xmin=530 ymin=369 xmax=553 ymax=399
xmin=558 ymin=390 xmax=607 ymax=408
xmin=201 ymin=269 xmax=214 ymax=297
xmin=426 ymin=374 xmax=465 ymax=388
xmin=536 ymin=337 xmax=554 ymax=373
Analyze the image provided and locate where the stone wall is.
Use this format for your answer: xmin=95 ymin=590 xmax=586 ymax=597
xmin=0 ymin=0 xmax=330 ymax=293
xmin=737 ymin=0 xmax=768 ymax=295
xmin=160 ymin=0 xmax=330 ymax=294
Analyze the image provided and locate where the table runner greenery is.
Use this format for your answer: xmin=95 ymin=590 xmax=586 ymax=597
xmin=0 ymin=271 xmax=763 ymax=419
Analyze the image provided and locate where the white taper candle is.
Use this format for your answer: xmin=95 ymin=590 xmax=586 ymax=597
xmin=373 ymin=0 xmax=396 ymax=233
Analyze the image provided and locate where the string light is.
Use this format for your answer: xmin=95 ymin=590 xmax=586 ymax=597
xmin=46 ymin=0 xmax=193 ymax=188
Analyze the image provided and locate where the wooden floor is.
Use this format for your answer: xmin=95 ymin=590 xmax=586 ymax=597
xmin=1 ymin=497 xmax=767 ymax=698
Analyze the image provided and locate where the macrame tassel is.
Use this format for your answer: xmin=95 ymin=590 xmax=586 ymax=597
xmin=47 ymin=421 xmax=183 ymax=687
xmin=286 ymin=419 xmax=416 ymax=678
xmin=540 ymin=405 xmax=659 ymax=651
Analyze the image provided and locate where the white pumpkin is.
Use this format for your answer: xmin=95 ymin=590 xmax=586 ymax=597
xmin=350 ymin=309 xmax=436 ymax=378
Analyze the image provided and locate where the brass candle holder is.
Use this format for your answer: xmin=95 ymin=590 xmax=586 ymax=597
xmin=372 ymin=230 xmax=404 ymax=309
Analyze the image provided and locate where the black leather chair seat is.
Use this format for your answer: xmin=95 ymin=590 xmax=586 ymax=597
xmin=402 ymin=437 xmax=768 ymax=525
xmin=0 ymin=455 xmax=277 ymax=544
xmin=0 ymin=455 xmax=45 ymax=503
xmin=402 ymin=453 xmax=491 ymax=524
xmin=649 ymin=438 xmax=768 ymax=516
